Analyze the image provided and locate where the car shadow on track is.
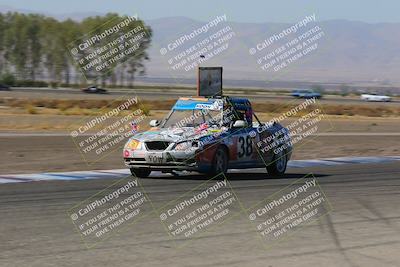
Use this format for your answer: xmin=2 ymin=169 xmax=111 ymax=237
xmin=144 ymin=172 xmax=330 ymax=181
xmin=226 ymin=172 xmax=329 ymax=181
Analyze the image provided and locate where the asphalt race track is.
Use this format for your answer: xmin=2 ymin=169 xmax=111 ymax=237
xmin=1 ymin=161 xmax=399 ymax=267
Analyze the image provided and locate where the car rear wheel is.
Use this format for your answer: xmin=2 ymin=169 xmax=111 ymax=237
xmin=209 ymin=146 xmax=228 ymax=176
xmin=266 ymin=150 xmax=287 ymax=176
xmin=130 ymin=168 xmax=151 ymax=178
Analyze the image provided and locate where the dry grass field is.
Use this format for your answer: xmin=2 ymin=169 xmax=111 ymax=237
xmin=1 ymin=97 xmax=400 ymax=118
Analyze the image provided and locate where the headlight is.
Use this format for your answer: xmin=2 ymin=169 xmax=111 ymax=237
xmin=174 ymin=141 xmax=198 ymax=151
xmin=126 ymin=139 xmax=141 ymax=150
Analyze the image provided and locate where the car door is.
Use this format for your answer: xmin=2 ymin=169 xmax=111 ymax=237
xmin=224 ymin=100 xmax=261 ymax=167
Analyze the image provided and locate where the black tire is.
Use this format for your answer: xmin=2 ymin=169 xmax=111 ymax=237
xmin=266 ymin=150 xmax=287 ymax=176
xmin=130 ymin=168 xmax=151 ymax=178
xmin=209 ymin=146 xmax=228 ymax=176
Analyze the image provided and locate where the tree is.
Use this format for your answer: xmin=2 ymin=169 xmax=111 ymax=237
xmin=6 ymin=13 xmax=29 ymax=79
xmin=0 ymin=12 xmax=152 ymax=88
xmin=26 ymin=14 xmax=43 ymax=81
xmin=0 ymin=13 xmax=6 ymax=73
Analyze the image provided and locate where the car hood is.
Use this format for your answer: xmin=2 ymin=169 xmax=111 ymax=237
xmin=130 ymin=127 xmax=222 ymax=143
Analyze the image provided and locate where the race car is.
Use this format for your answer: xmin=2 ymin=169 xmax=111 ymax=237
xmin=81 ymin=85 xmax=108 ymax=94
xmin=360 ymin=93 xmax=391 ymax=102
xmin=0 ymin=83 xmax=10 ymax=91
xmin=291 ymin=89 xmax=322 ymax=99
xmin=123 ymin=96 xmax=292 ymax=178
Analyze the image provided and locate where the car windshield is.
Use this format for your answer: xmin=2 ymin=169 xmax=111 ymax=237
xmin=162 ymin=109 xmax=223 ymax=128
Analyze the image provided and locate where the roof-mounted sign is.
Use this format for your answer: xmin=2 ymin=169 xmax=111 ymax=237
xmin=197 ymin=67 xmax=223 ymax=97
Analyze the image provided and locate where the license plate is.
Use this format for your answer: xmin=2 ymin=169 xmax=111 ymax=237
xmin=148 ymin=153 xmax=163 ymax=164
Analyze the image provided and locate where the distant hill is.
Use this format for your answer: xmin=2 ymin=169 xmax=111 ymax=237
xmin=144 ymin=17 xmax=400 ymax=85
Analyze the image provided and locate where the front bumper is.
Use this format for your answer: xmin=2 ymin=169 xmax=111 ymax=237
xmin=123 ymin=149 xmax=208 ymax=172
xmin=124 ymin=157 xmax=199 ymax=171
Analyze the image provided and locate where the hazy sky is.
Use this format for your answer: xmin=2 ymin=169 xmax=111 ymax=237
xmin=0 ymin=0 xmax=398 ymax=23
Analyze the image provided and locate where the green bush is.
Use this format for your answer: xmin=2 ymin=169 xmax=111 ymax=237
xmin=59 ymin=83 xmax=82 ymax=88
xmin=0 ymin=73 xmax=16 ymax=86
xmin=49 ymin=81 xmax=59 ymax=88
xmin=13 ymin=80 xmax=48 ymax=87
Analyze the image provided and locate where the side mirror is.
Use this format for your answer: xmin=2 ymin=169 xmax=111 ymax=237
xmin=149 ymin=120 xmax=160 ymax=127
xmin=232 ymin=120 xmax=246 ymax=128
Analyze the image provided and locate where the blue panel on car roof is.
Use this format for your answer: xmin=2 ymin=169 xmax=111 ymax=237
xmin=173 ymin=99 xmax=222 ymax=110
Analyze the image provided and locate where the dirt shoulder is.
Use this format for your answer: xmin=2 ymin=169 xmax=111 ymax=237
xmin=0 ymin=108 xmax=399 ymax=133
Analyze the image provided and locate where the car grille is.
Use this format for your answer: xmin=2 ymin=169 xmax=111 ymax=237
xmin=145 ymin=141 xmax=170 ymax=151
xmin=125 ymin=158 xmax=146 ymax=162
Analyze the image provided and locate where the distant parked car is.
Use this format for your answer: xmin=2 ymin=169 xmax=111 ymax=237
xmin=291 ymin=89 xmax=321 ymax=99
xmin=81 ymin=85 xmax=107 ymax=94
xmin=0 ymin=84 xmax=10 ymax=91
xmin=360 ymin=93 xmax=391 ymax=102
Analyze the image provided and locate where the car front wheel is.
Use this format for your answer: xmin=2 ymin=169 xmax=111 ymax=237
xmin=267 ymin=150 xmax=287 ymax=176
xmin=209 ymin=146 xmax=228 ymax=176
